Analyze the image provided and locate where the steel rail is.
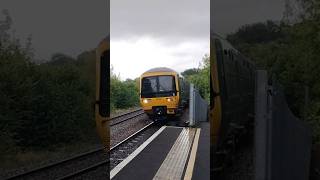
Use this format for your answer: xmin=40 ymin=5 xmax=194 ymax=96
xmin=57 ymin=122 xmax=155 ymax=180
xmin=5 ymin=108 xmax=145 ymax=180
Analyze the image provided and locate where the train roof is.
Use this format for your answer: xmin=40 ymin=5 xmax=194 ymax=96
xmin=212 ymin=32 xmax=255 ymax=67
xmin=143 ymin=67 xmax=177 ymax=74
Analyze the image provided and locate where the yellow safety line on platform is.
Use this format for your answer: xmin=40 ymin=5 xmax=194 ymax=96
xmin=184 ymin=129 xmax=201 ymax=180
xmin=153 ymin=128 xmax=197 ymax=180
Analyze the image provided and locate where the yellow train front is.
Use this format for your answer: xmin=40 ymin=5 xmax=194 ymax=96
xmin=139 ymin=67 xmax=183 ymax=120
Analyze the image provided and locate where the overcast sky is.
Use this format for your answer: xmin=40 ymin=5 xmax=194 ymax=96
xmin=112 ymin=0 xmax=285 ymax=80
xmin=111 ymin=0 xmax=210 ymax=80
xmin=0 ymin=0 xmax=285 ymax=80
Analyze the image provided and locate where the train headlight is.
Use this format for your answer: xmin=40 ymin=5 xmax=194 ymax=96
xmin=143 ymin=99 xmax=149 ymax=104
xmin=167 ymin=98 xmax=173 ymax=102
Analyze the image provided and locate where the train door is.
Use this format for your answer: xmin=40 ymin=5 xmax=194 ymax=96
xmin=212 ymin=38 xmax=228 ymax=146
xmin=95 ymin=38 xmax=110 ymax=151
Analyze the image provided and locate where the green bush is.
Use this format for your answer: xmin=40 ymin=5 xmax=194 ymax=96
xmin=182 ymin=54 xmax=210 ymax=102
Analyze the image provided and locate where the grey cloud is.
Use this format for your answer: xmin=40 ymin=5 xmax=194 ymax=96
xmin=0 ymin=0 xmax=284 ymax=60
xmin=0 ymin=0 xmax=108 ymax=60
xmin=212 ymin=0 xmax=285 ymax=36
xmin=111 ymin=0 xmax=210 ymax=41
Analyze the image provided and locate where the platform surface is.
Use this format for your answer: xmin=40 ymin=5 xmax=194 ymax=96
xmin=111 ymin=122 xmax=210 ymax=180
xmin=191 ymin=122 xmax=210 ymax=180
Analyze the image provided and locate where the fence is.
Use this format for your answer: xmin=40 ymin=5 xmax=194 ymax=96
xmin=189 ymin=84 xmax=208 ymax=126
xmin=255 ymin=70 xmax=312 ymax=180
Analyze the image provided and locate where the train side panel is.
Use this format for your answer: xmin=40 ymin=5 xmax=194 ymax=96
xmin=178 ymin=76 xmax=190 ymax=108
xmin=212 ymin=34 xmax=256 ymax=148
xmin=95 ymin=38 xmax=110 ymax=151
xmin=211 ymin=38 xmax=223 ymax=147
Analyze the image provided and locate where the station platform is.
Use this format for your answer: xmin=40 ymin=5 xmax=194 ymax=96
xmin=111 ymin=122 xmax=209 ymax=180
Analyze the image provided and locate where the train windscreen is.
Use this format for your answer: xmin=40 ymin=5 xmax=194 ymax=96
xmin=141 ymin=75 xmax=176 ymax=98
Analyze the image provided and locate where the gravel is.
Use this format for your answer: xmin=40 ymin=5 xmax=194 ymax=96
xmin=110 ymin=109 xmax=144 ymax=126
xmin=110 ymin=113 xmax=152 ymax=147
xmin=70 ymin=163 xmax=109 ymax=180
xmin=221 ymin=135 xmax=254 ymax=180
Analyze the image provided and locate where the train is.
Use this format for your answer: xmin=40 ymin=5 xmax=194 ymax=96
xmin=210 ymin=33 xmax=256 ymax=170
xmin=139 ymin=67 xmax=189 ymax=120
xmin=95 ymin=37 xmax=110 ymax=151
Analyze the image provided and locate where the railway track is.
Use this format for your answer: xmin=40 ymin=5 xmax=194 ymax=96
xmin=5 ymin=146 xmax=107 ymax=180
xmin=5 ymin=111 xmax=155 ymax=180
xmin=59 ymin=122 xmax=157 ymax=180
xmin=110 ymin=108 xmax=145 ymax=126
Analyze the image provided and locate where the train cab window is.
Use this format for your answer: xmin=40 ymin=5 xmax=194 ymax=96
xmin=142 ymin=77 xmax=157 ymax=94
xmin=141 ymin=75 xmax=176 ymax=98
xmin=158 ymin=76 xmax=175 ymax=92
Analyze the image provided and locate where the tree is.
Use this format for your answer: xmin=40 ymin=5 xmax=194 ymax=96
xmin=181 ymin=68 xmax=199 ymax=77
xmin=0 ymin=10 xmax=97 ymax=149
xmin=182 ymin=54 xmax=210 ymax=102
xmin=227 ymin=17 xmax=320 ymax=143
